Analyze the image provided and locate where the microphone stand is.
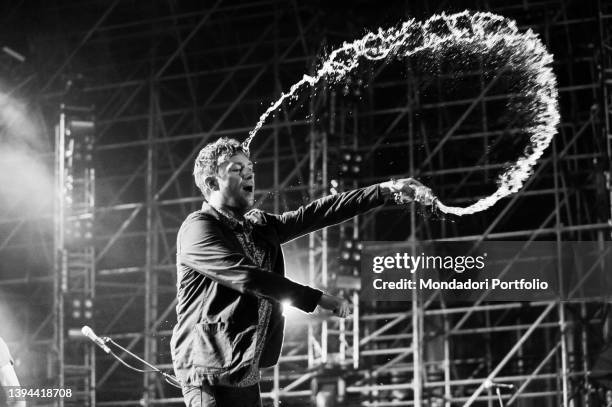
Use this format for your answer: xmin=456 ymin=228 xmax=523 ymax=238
xmin=495 ymin=387 xmax=504 ymax=407
xmin=483 ymin=379 xmax=511 ymax=407
xmin=102 ymin=336 xmax=182 ymax=389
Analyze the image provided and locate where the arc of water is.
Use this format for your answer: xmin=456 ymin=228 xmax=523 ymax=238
xmin=244 ymin=11 xmax=559 ymax=216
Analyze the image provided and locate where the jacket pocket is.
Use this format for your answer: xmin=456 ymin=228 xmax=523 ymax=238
xmin=192 ymin=322 xmax=233 ymax=372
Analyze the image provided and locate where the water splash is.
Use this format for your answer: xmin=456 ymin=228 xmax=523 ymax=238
xmin=243 ymin=11 xmax=559 ymax=216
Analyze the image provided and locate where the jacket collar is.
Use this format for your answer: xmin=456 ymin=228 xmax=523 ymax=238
xmin=201 ymin=201 xmax=252 ymax=234
xmin=199 ymin=201 xmax=279 ymax=249
xmin=200 ymin=201 xmax=219 ymax=218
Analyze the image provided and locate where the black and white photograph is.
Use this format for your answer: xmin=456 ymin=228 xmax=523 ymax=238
xmin=0 ymin=1 xmax=611 ymax=406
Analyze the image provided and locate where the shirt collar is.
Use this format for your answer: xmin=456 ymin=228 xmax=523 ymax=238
xmin=207 ymin=203 xmax=252 ymax=234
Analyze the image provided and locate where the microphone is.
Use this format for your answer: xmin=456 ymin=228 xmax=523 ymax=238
xmin=484 ymin=379 xmax=514 ymax=390
xmin=81 ymin=326 xmax=111 ymax=354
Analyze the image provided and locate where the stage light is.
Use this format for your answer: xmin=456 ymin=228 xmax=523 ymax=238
xmin=337 ymin=228 xmax=362 ymax=289
xmin=61 ymin=112 xmax=95 ymax=248
xmin=281 ymin=299 xmax=311 ymax=324
xmin=277 ymin=255 xmax=312 ymax=325
xmin=330 ymin=179 xmax=340 ymax=195
xmin=337 ymin=149 xmax=362 ymax=180
xmin=340 ymin=239 xmax=361 ymax=268
xmin=68 ymin=294 xmax=94 ymax=328
xmin=281 ymin=300 xmax=291 ymax=316
xmin=83 ymin=219 xmax=93 ymax=240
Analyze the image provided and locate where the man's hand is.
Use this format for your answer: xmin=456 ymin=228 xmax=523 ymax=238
xmin=317 ymin=293 xmax=351 ymax=318
xmin=244 ymin=209 xmax=265 ymax=225
xmin=379 ymin=178 xmax=436 ymax=206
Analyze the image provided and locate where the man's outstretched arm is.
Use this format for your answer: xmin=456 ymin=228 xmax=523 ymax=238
xmin=260 ymin=178 xmax=433 ymax=244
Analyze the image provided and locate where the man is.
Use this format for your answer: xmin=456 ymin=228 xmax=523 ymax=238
xmin=0 ymin=337 xmax=25 ymax=407
xmin=170 ymin=137 xmax=433 ymax=407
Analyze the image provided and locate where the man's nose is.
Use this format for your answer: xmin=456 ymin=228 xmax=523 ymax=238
xmin=242 ymin=168 xmax=254 ymax=179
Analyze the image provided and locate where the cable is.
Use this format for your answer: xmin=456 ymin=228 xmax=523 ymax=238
xmin=105 ymin=338 xmax=182 ymax=389
xmin=108 ymin=350 xmax=158 ymax=374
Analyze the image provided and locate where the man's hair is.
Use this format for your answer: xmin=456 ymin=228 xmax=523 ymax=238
xmin=193 ymin=137 xmax=249 ymax=197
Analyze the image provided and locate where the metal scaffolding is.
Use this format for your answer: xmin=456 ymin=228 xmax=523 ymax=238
xmin=54 ymin=104 xmax=97 ymax=406
xmin=0 ymin=1 xmax=610 ymax=406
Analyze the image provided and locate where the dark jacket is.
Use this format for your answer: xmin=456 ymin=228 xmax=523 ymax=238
xmin=170 ymin=185 xmax=387 ymax=386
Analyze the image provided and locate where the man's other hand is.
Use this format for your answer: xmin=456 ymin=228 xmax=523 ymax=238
xmin=317 ymin=293 xmax=351 ymax=318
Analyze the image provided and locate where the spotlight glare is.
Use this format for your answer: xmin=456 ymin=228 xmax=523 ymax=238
xmin=281 ymin=300 xmax=292 ymax=316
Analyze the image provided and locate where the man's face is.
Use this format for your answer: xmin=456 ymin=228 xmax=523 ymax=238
xmin=214 ymin=152 xmax=255 ymax=211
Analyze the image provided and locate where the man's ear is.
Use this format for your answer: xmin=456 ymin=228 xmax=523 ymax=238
xmin=204 ymin=176 xmax=219 ymax=191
